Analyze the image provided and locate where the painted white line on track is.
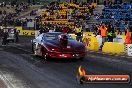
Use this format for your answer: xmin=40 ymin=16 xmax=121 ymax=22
xmin=0 ymin=71 xmax=15 ymax=88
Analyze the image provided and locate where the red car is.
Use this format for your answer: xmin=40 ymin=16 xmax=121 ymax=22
xmin=32 ymin=32 xmax=86 ymax=60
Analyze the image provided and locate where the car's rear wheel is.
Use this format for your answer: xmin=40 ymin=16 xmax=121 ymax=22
xmin=41 ymin=47 xmax=48 ymax=60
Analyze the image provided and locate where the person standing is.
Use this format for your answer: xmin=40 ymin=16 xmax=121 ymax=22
xmin=116 ymin=30 xmax=123 ymax=42
xmin=98 ymin=23 xmax=107 ymax=43
xmin=107 ymin=25 xmax=114 ymax=42
xmin=39 ymin=27 xmax=46 ymax=34
xmin=74 ymin=25 xmax=83 ymax=42
xmin=125 ymin=28 xmax=131 ymax=44
xmin=15 ymin=29 xmax=19 ymax=43
xmin=83 ymin=21 xmax=89 ymax=32
xmin=2 ymin=30 xmax=8 ymax=45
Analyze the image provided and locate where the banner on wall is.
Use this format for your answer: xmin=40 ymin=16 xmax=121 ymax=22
xmin=127 ymin=44 xmax=132 ymax=56
xmin=15 ymin=27 xmax=35 ymax=36
xmin=27 ymin=22 xmax=34 ymax=28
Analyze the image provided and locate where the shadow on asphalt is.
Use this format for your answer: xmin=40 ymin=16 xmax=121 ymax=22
xmin=31 ymin=55 xmax=83 ymax=63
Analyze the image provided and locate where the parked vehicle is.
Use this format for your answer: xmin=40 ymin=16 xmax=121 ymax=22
xmin=3 ymin=28 xmax=18 ymax=43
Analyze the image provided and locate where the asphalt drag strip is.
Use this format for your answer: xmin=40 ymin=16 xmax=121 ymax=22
xmin=0 ymin=79 xmax=7 ymax=88
xmin=0 ymin=43 xmax=131 ymax=88
xmin=0 ymin=45 xmax=32 ymax=54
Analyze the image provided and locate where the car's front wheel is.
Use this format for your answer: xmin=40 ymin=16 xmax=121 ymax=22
xmin=32 ymin=43 xmax=38 ymax=56
xmin=42 ymin=52 xmax=47 ymax=60
xmin=32 ymin=43 xmax=41 ymax=56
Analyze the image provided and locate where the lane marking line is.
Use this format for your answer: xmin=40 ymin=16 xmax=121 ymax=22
xmin=0 ymin=71 xmax=15 ymax=88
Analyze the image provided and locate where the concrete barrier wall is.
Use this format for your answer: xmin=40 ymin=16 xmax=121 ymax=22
xmin=82 ymin=35 xmax=99 ymax=51
xmin=70 ymin=33 xmax=125 ymax=54
xmin=15 ymin=27 xmax=35 ymax=36
xmin=70 ymin=33 xmax=99 ymax=51
xmin=102 ymin=42 xmax=124 ymax=54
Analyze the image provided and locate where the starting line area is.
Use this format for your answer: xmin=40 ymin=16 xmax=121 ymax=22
xmin=1 ymin=26 xmax=131 ymax=56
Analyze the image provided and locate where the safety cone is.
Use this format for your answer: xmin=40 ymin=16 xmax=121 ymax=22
xmin=125 ymin=29 xmax=131 ymax=44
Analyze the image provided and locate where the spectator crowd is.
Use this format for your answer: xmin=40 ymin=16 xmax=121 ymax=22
xmin=0 ymin=1 xmax=30 ymax=27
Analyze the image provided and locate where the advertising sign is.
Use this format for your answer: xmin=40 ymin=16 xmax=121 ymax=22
xmin=127 ymin=44 xmax=132 ymax=56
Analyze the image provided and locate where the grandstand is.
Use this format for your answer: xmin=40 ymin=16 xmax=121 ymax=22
xmin=38 ymin=2 xmax=97 ymax=30
xmin=2 ymin=0 xmax=132 ymax=32
xmin=98 ymin=2 xmax=132 ymax=31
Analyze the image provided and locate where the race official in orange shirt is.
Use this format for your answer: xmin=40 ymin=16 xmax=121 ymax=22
xmin=98 ymin=23 xmax=108 ymax=43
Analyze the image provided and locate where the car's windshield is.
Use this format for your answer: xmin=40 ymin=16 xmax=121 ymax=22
xmin=45 ymin=33 xmax=57 ymax=40
xmin=43 ymin=33 xmax=74 ymax=41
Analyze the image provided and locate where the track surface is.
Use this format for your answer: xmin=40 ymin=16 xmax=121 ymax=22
xmin=0 ymin=36 xmax=131 ymax=88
